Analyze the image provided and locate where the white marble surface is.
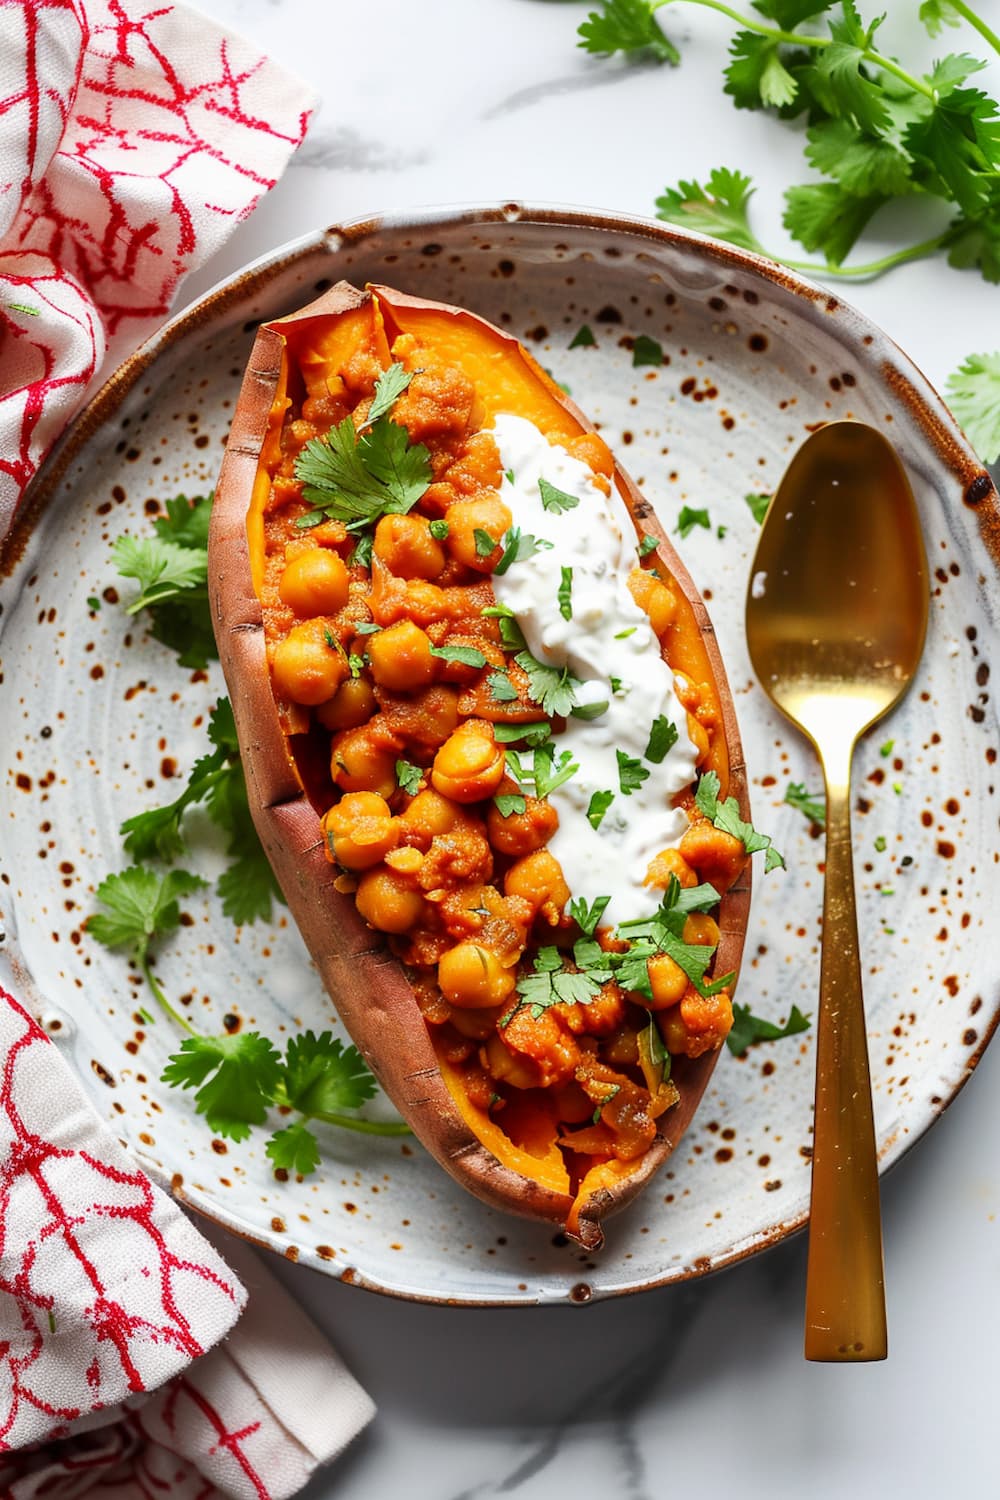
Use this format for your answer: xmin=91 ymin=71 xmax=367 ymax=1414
xmin=178 ymin=2 xmax=1000 ymax=1494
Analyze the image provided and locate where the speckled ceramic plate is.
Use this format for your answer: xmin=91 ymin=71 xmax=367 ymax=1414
xmin=2 ymin=205 xmax=998 ymax=1306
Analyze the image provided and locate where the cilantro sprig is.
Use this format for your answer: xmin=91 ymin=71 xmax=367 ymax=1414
xmin=294 ymin=363 xmax=431 ymax=530
xmin=726 ymin=1002 xmax=812 ymax=1056
xmin=111 ymin=493 xmax=216 ymax=667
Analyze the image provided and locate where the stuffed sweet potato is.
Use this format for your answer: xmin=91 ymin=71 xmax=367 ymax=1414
xmin=209 ymin=281 xmax=752 ymax=1248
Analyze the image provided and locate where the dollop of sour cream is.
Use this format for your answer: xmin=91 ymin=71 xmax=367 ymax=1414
xmin=489 ymin=413 xmax=699 ymax=925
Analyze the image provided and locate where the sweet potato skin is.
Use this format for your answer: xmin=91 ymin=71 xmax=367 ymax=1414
xmin=209 ymin=281 xmax=751 ymax=1248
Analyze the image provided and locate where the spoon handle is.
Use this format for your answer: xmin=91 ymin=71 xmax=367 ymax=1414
xmin=804 ymin=757 xmax=887 ymax=1362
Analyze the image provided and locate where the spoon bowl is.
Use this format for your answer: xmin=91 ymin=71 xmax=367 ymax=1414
xmin=746 ymin=420 xmax=929 ymax=1362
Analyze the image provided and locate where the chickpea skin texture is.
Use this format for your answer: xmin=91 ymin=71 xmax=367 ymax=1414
xmin=271 ymin=619 xmax=348 ymax=706
xmin=432 ymin=721 xmax=506 ymax=802
xmin=278 ymin=548 xmax=349 ymax=617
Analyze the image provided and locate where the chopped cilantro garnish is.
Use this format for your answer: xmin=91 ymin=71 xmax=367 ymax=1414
xmin=538 ymin=477 xmax=581 ymax=515
xmin=644 ymin=715 xmax=679 ymax=764
xmin=558 ymin=565 xmax=574 ymax=620
xmin=474 ymin=527 xmax=498 ymax=557
xmin=428 ymin=643 xmax=488 ymax=668
xmin=784 ymin=781 xmax=826 ymax=826
xmin=726 ymin=1003 xmax=811 ymax=1057
xmin=632 ymin=334 xmax=664 ymax=367
xmin=569 ymin=894 xmax=611 ymax=936
xmin=587 ymin=789 xmax=615 ymax=828
xmin=487 ymin=671 xmax=519 ymax=702
xmin=395 ymin=759 xmax=423 ymax=795
xmin=676 ymin=506 xmax=712 ymax=540
xmin=514 ymin=650 xmax=583 ymax=718
xmin=745 ymin=492 xmax=771 ymax=525
xmin=616 ymin=749 xmax=650 ymax=796
xmin=569 ymin=324 xmax=597 ymax=348
xmin=493 ymin=792 xmax=527 ymax=818
xmin=493 ymin=527 xmax=553 ymax=576
xmin=429 ymin=518 xmax=450 ymax=540
xmin=639 ymin=534 xmax=659 ymax=557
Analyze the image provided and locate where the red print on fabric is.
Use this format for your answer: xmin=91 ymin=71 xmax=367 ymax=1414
xmin=0 ymin=0 xmax=313 ymax=535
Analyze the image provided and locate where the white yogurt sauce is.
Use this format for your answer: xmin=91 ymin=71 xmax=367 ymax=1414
xmin=490 ymin=413 xmax=699 ymax=925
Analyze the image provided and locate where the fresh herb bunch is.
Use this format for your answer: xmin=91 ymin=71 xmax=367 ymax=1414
xmin=576 ymin=0 xmax=1000 ymax=460
xmin=112 ymin=493 xmax=216 ymax=667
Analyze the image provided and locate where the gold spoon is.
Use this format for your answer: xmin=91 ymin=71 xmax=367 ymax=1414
xmin=745 ymin=420 xmax=928 ymax=1362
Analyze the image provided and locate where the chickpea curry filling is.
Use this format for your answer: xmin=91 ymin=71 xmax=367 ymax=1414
xmin=250 ymin=288 xmax=751 ymax=1201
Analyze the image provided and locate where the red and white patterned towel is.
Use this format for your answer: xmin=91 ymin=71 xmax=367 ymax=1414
xmin=1 ymin=3 xmax=376 ymax=1494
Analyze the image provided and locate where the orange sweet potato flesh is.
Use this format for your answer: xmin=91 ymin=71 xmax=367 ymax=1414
xmin=209 ymin=281 xmax=751 ymax=1249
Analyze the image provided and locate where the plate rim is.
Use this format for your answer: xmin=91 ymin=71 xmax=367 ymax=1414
xmin=4 ymin=200 xmax=998 ymax=1305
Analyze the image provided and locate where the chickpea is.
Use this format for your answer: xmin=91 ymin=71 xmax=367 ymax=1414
xmin=398 ymin=787 xmax=462 ymax=844
xmin=355 ymin=866 xmax=425 ymax=934
xmin=445 ymin=494 xmax=513 ymax=571
xmin=678 ymin=820 xmax=746 ymax=894
xmin=330 ymin=724 xmax=399 ymax=798
xmin=480 ymin=1033 xmax=539 ymax=1091
xmin=316 ymin=676 xmax=376 ymax=732
xmin=645 ymin=953 xmax=688 ymax=1010
xmin=321 ymin=791 xmax=398 ymax=870
xmin=504 ymin=849 xmax=570 ymax=925
xmin=682 ymin=913 xmax=720 ymax=947
xmin=661 ymin=987 xmax=734 ymax=1059
xmin=367 ymin=619 xmax=437 ymax=692
xmin=373 ymin=514 xmax=447 ymax=579
xmin=486 ymin=791 xmax=558 ymax=857
xmin=278 ymin=548 xmax=349 ymax=617
xmin=432 ymin=721 xmax=505 ymax=802
xmin=644 ymin=847 xmax=698 ymax=891
xmin=271 ymin=619 xmax=348 ymax=706
xmin=438 ymin=942 xmax=516 ymax=1009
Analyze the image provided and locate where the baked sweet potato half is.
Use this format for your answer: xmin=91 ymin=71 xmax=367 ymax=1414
xmin=210 ymin=281 xmax=752 ymax=1249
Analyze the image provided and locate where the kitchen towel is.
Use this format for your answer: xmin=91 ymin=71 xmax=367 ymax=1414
xmin=1 ymin=3 xmax=376 ymax=1494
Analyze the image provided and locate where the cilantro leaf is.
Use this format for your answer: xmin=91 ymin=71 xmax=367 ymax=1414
xmin=725 ymin=32 xmax=799 ymax=112
xmin=539 ymin=478 xmax=580 ymax=515
xmin=487 ymin=671 xmax=518 ymax=703
xmin=428 ymin=643 xmax=488 ymax=668
xmin=429 ymin=518 xmax=450 ymax=540
xmin=396 ymin=759 xmax=424 ymax=795
xmin=266 ymin=1121 xmax=322 ymax=1176
xmin=810 ymin=9 xmax=891 ymax=136
xmin=493 ymin=527 xmax=553 ymax=575
xmin=570 ymin=894 xmax=611 ymax=936
xmin=639 ymin=533 xmax=659 ymax=556
xmin=578 ymin=0 xmax=680 ymax=64
xmin=474 ymin=527 xmax=499 ymax=557
xmin=361 ymin=363 xmax=412 ymax=427
xmin=492 ymin=720 xmax=551 ymax=745
xmin=726 ymin=1002 xmax=812 ymax=1056
xmin=493 ymin=792 xmax=527 ymax=818
xmin=616 ymin=749 xmax=650 ymax=795
xmin=153 ymin=493 xmax=213 ymax=552
xmin=946 ymin=350 xmax=1000 ymax=462
xmin=805 ymin=118 xmax=914 ymax=198
xmin=645 ymin=715 xmax=679 ymax=763
xmin=632 ymin=334 xmax=665 ymax=367
xmin=784 ymin=780 xmax=826 ymax=826
xmin=905 ymin=89 xmax=1000 ymax=217
xmin=655 ymin=168 xmax=767 ymax=254
xmin=112 ymin=534 xmax=208 ymax=614
xmin=280 ymin=1031 xmax=377 ymax=1117
xmin=918 ymin=0 xmax=963 ymax=37
xmin=745 ymin=491 xmax=772 ymax=524
xmin=162 ymin=1032 xmax=282 ymax=1141
xmin=676 ymin=506 xmax=711 ymax=540
xmin=530 ymin=743 xmax=579 ymax=799
xmin=514 ymin=650 xmax=582 ymax=718
xmin=569 ymin=324 xmax=597 ymax=348
xmin=783 ymin=182 xmax=886 ymax=265
xmin=587 ymin=789 xmax=615 ymax=828
xmin=294 ymin=414 xmax=431 ymax=527
xmin=696 ymin=770 xmax=785 ymax=870
xmin=89 ymin=867 xmax=206 ymax=960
